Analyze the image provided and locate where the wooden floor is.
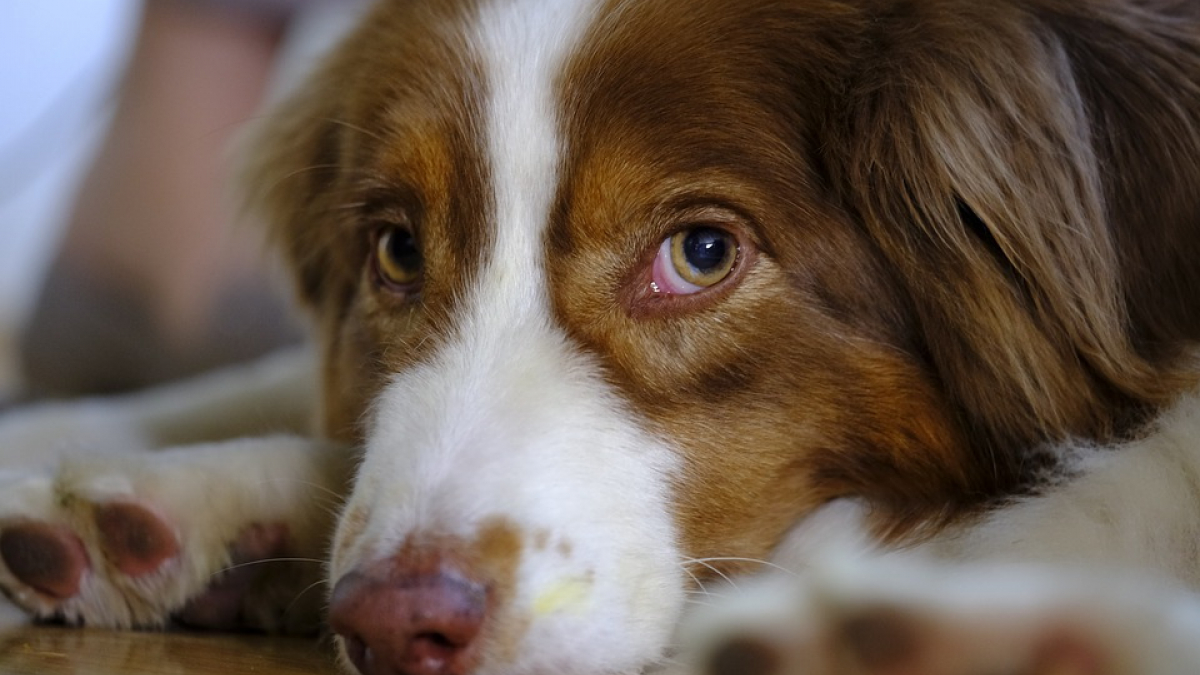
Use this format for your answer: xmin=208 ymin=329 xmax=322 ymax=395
xmin=0 ymin=625 xmax=341 ymax=675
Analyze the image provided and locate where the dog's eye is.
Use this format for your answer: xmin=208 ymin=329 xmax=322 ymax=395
xmin=372 ymin=226 xmax=422 ymax=291
xmin=652 ymin=227 xmax=739 ymax=295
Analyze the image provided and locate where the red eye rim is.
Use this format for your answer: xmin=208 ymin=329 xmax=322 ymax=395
xmin=622 ymin=222 xmax=757 ymax=319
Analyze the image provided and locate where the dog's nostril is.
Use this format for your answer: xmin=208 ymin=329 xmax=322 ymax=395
xmin=408 ymin=632 xmax=464 ymax=671
xmin=329 ymin=562 xmax=487 ymax=675
xmin=416 ymin=631 xmax=459 ymax=650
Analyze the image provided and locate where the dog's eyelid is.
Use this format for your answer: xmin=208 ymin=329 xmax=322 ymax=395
xmin=350 ymin=178 xmax=424 ymax=225
xmin=657 ymin=199 xmax=751 ymax=229
xmin=662 ymin=199 xmax=771 ymax=256
xmin=358 ymin=201 xmax=415 ymax=229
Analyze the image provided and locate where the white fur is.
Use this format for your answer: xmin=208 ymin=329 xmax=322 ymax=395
xmin=918 ymin=392 xmax=1200 ymax=583
xmin=328 ymin=1 xmax=686 ymax=672
xmin=676 ymin=551 xmax=1200 ymax=675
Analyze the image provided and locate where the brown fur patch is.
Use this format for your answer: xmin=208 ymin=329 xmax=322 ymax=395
xmin=248 ymin=0 xmax=1200 ymax=569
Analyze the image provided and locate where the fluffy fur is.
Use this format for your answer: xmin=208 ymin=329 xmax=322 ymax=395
xmin=2 ymin=0 xmax=1200 ymax=674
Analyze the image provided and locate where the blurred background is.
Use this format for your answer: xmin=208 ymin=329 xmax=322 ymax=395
xmin=0 ymin=2 xmax=136 ymax=402
xmin=0 ymin=0 xmax=365 ymax=406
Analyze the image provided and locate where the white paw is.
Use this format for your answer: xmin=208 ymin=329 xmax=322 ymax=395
xmin=676 ymin=556 xmax=1200 ymax=675
xmin=0 ymin=436 xmax=349 ymax=633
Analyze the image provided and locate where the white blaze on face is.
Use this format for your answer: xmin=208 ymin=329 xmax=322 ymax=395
xmin=330 ymin=0 xmax=686 ymax=673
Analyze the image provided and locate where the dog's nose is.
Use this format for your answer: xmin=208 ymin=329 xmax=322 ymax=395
xmin=329 ymin=559 xmax=488 ymax=675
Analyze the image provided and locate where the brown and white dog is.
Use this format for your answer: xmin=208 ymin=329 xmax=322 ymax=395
xmin=3 ymin=0 xmax=1200 ymax=673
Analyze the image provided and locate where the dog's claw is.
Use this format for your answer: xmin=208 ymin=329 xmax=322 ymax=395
xmin=0 ymin=522 xmax=89 ymax=599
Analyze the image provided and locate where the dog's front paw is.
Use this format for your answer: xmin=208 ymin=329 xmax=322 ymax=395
xmin=677 ymin=557 xmax=1200 ymax=675
xmin=0 ymin=436 xmax=348 ymax=633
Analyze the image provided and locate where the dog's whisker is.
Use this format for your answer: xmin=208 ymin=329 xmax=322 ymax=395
xmin=683 ymin=587 xmax=723 ymax=598
xmin=323 ymin=117 xmax=388 ymax=144
xmin=686 ymin=557 xmax=800 ymax=577
xmin=684 ymin=589 xmax=729 ymax=602
xmin=251 ymin=478 xmax=345 ymax=505
xmin=210 ymin=557 xmax=325 ymax=579
xmin=285 ymin=578 xmax=330 ymax=616
xmin=259 ymin=163 xmax=340 ymax=197
xmin=677 ymin=561 xmax=712 ymax=597
xmin=680 ymin=558 xmax=740 ymax=592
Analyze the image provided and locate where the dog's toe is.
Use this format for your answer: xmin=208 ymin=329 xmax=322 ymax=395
xmin=836 ymin=608 xmax=923 ymax=673
xmin=92 ymin=501 xmax=180 ymax=578
xmin=832 ymin=606 xmax=1104 ymax=675
xmin=703 ymin=636 xmax=784 ymax=675
xmin=0 ymin=522 xmax=89 ymax=600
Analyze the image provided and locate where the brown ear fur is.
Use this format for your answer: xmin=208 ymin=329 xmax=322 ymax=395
xmin=827 ymin=1 xmax=1200 ymax=458
xmin=240 ymin=71 xmax=348 ymax=311
xmin=240 ymin=0 xmax=480 ymax=316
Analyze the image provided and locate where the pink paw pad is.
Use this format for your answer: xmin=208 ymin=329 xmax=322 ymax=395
xmin=1031 ymin=633 xmax=1105 ymax=675
xmin=93 ymin=502 xmax=180 ymax=577
xmin=0 ymin=522 xmax=90 ymax=599
xmin=839 ymin=609 xmax=922 ymax=672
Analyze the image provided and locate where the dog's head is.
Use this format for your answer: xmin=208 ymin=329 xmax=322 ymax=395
xmin=247 ymin=0 xmax=1200 ymax=673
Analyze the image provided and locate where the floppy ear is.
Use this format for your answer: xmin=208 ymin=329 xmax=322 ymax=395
xmin=826 ymin=3 xmax=1200 ymax=454
xmin=239 ymin=56 xmax=356 ymax=312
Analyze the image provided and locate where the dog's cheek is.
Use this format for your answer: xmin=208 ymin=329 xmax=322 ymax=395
xmin=318 ymin=287 xmax=442 ymax=444
xmin=317 ymin=315 xmax=380 ymax=444
xmin=662 ymin=342 xmax=971 ymax=565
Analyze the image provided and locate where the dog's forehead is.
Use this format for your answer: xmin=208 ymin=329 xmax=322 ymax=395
xmin=464 ymin=0 xmax=600 ymax=306
xmin=352 ymin=0 xmax=607 ymax=310
xmin=369 ymin=0 xmax=834 ymax=292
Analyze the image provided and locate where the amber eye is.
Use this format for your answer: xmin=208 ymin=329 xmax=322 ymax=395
xmin=373 ymin=226 xmax=422 ymax=290
xmin=653 ymin=227 xmax=739 ymax=295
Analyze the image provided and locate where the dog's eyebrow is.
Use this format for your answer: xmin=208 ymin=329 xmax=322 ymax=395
xmin=347 ymin=181 xmax=423 ymax=223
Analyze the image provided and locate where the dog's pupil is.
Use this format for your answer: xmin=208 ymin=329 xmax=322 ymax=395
xmin=684 ymin=228 xmax=730 ymax=272
xmin=389 ymin=229 xmax=420 ymax=271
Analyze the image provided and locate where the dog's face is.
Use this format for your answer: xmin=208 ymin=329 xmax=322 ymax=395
xmin=249 ymin=0 xmax=1200 ymax=673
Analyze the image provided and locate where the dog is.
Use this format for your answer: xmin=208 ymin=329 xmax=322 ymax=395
xmin=2 ymin=0 xmax=1200 ymax=673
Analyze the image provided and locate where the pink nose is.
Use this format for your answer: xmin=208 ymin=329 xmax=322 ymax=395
xmin=329 ymin=559 xmax=488 ymax=675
